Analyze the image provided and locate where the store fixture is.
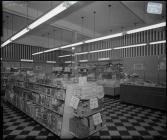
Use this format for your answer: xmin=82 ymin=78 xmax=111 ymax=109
xmin=5 ymin=67 xmax=106 ymax=139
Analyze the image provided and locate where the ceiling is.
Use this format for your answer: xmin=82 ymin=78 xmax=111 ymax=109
xmin=2 ymin=1 xmax=166 ymax=49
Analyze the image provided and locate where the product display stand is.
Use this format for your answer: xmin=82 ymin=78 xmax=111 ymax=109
xmin=5 ymin=76 xmax=106 ymax=139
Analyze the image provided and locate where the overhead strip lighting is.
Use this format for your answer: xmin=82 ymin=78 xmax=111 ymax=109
xmin=60 ymin=42 xmax=83 ymax=49
xmin=1 ymin=1 xmax=78 ymax=48
xmin=113 ymin=43 xmax=147 ymax=50
xmin=149 ymin=40 xmax=166 ymax=45
xmin=31 ymin=21 xmax=166 ymax=55
xmin=59 ymin=54 xmax=72 ymax=58
xmin=89 ymin=48 xmax=112 ymax=53
xmin=21 ymin=59 xmax=33 ymax=62
xmin=46 ymin=61 xmax=56 ymax=63
xmin=11 ymin=28 xmax=30 ymax=41
xmin=79 ymin=60 xmax=88 ymax=62
xmin=28 ymin=1 xmax=77 ymax=30
xmin=98 ymin=57 xmax=110 ymax=61
xmin=75 ymin=52 xmax=89 ymax=55
xmin=127 ymin=22 xmax=166 ymax=34
xmin=84 ymin=33 xmax=123 ymax=43
xmin=1 ymin=39 xmax=12 ymax=47
xmin=65 ymin=61 xmax=74 ymax=63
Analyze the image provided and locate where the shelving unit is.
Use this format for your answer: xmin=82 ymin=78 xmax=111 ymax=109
xmin=5 ymin=76 xmax=106 ymax=139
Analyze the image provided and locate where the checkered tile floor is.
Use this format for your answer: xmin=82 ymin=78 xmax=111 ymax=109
xmin=3 ymin=97 xmax=167 ymax=139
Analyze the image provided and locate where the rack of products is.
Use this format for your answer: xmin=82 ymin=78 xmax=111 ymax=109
xmin=1 ymin=72 xmax=13 ymax=95
xmin=5 ymin=72 xmax=106 ymax=138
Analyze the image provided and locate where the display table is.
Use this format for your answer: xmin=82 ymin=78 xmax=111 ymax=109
xmin=120 ymin=84 xmax=166 ymax=111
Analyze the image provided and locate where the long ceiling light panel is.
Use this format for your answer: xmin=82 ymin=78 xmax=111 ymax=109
xmin=21 ymin=59 xmax=33 ymax=62
xmin=149 ymin=40 xmax=166 ymax=45
xmin=59 ymin=54 xmax=72 ymax=58
xmin=31 ymin=22 xmax=166 ymax=55
xmin=79 ymin=60 xmax=88 ymax=62
xmin=98 ymin=57 xmax=110 ymax=61
xmin=84 ymin=33 xmax=123 ymax=43
xmin=1 ymin=40 xmax=12 ymax=47
xmin=46 ymin=61 xmax=56 ymax=63
xmin=127 ymin=22 xmax=166 ymax=34
xmin=89 ymin=48 xmax=112 ymax=53
xmin=1 ymin=1 xmax=78 ymax=48
xmin=113 ymin=43 xmax=147 ymax=50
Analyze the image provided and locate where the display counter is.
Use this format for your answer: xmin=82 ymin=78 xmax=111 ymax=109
xmin=120 ymin=83 xmax=166 ymax=111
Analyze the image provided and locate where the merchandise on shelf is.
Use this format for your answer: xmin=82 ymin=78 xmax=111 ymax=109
xmin=5 ymin=71 xmax=105 ymax=138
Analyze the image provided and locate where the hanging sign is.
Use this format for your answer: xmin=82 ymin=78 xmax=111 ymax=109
xmin=69 ymin=96 xmax=80 ymax=109
xmin=147 ymin=2 xmax=162 ymax=14
xmin=90 ymin=98 xmax=98 ymax=109
xmin=93 ymin=113 xmax=102 ymax=125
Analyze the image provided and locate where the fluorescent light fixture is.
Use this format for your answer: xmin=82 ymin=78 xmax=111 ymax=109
xmin=43 ymin=48 xmax=60 ymax=53
xmin=46 ymin=61 xmax=56 ymax=63
xmin=84 ymin=33 xmax=123 ymax=43
xmin=59 ymin=54 xmax=72 ymax=57
xmin=1 ymin=39 xmax=12 ymax=47
xmin=127 ymin=22 xmax=166 ymax=34
xmin=149 ymin=40 xmax=166 ymax=45
xmin=98 ymin=57 xmax=110 ymax=61
xmin=21 ymin=59 xmax=33 ymax=62
xmin=79 ymin=60 xmax=88 ymax=62
xmin=60 ymin=42 xmax=83 ymax=49
xmin=11 ymin=28 xmax=30 ymax=41
xmin=113 ymin=43 xmax=147 ymax=50
xmin=75 ymin=52 xmax=89 ymax=55
xmin=32 ymin=51 xmax=45 ymax=56
xmin=1 ymin=1 xmax=77 ymax=48
xmin=89 ymin=48 xmax=112 ymax=53
xmin=65 ymin=61 xmax=74 ymax=63
xmin=30 ymin=22 xmax=166 ymax=55
xmin=32 ymin=48 xmax=60 ymax=55
xmin=28 ymin=1 xmax=77 ymax=30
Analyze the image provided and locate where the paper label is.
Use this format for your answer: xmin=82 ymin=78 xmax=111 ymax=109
xmin=90 ymin=98 xmax=98 ymax=109
xmin=69 ymin=96 xmax=80 ymax=109
xmin=93 ymin=113 xmax=102 ymax=126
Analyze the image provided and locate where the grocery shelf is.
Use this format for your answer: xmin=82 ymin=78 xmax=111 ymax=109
xmin=22 ymin=98 xmax=63 ymax=116
xmin=29 ymin=81 xmax=65 ymax=89
xmin=14 ymin=86 xmax=65 ymax=101
xmin=5 ymin=99 xmax=60 ymax=136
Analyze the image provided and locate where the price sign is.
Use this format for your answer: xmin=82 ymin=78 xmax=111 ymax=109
xmin=90 ymin=98 xmax=98 ymax=109
xmin=69 ymin=96 xmax=80 ymax=109
xmin=93 ymin=113 xmax=102 ymax=126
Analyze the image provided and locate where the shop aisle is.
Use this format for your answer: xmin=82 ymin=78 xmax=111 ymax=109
xmin=3 ymin=97 xmax=167 ymax=140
